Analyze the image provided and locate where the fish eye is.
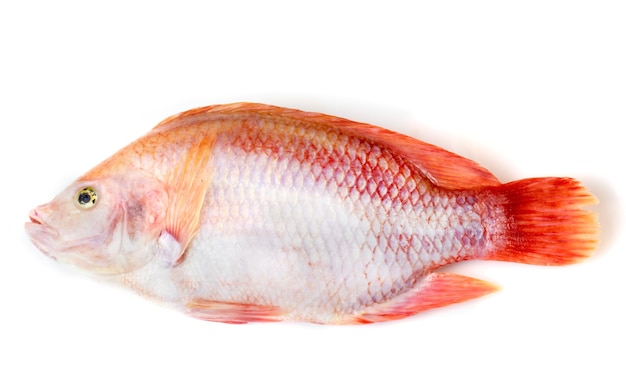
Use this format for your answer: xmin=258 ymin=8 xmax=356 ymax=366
xmin=76 ymin=187 xmax=98 ymax=209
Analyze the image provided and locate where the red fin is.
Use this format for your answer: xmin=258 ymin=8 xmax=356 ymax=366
xmin=489 ymin=177 xmax=599 ymax=265
xmin=152 ymin=103 xmax=501 ymax=190
xmin=163 ymin=132 xmax=217 ymax=266
xmin=351 ymin=273 xmax=498 ymax=324
xmin=186 ymin=300 xmax=283 ymax=324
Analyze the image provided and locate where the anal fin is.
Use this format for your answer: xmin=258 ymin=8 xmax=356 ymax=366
xmin=352 ymin=273 xmax=499 ymax=324
xmin=186 ymin=300 xmax=284 ymax=324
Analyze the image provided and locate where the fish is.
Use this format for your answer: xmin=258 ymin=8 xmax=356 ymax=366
xmin=25 ymin=103 xmax=599 ymax=324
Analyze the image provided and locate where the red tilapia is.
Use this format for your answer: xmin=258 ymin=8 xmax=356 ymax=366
xmin=25 ymin=103 xmax=598 ymax=324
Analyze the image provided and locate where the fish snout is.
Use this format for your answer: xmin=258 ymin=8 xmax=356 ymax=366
xmin=28 ymin=207 xmax=44 ymax=225
xmin=25 ymin=206 xmax=60 ymax=242
xmin=27 ymin=203 xmax=58 ymax=227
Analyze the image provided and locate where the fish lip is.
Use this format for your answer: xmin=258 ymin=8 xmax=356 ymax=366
xmin=25 ymin=208 xmax=60 ymax=257
xmin=28 ymin=208 xmax=45 ymax=225
xmin=24 ymin=220 xmax=58 ymax=237
xmin=29 ymin=211 xmax=43 ymax=225
xmin=26 ymin=208 xmax=58 ymax=236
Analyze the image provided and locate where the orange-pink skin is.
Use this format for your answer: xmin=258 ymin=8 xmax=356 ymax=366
xmin=25 ymin=103 xmax=598 ymax=324
xmin=103 ymin=105 xmax=504 ymax=321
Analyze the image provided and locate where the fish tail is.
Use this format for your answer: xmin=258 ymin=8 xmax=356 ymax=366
xmin=488 ymin=177 xmax=599 ymax=265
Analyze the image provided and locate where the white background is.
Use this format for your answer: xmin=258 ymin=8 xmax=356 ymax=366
xmin=1 ymin=1 xmax=624 ymax=389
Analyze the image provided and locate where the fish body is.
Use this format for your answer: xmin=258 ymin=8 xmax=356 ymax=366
xmin=25 ymin=103 xmax=598 ymax=324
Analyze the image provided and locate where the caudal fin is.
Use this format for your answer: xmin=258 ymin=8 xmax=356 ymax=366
xmin=489 ymin=177 xmax=599 ymax=265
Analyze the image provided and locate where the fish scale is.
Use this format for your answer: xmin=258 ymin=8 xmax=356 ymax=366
xmin=172 ymin=117 xmax=487 ymax=321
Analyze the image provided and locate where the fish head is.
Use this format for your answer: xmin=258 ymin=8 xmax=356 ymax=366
xmin=25 ymin=170 xmax=169 ymax=275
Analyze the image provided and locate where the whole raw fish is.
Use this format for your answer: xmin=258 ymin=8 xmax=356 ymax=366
xmin=25 ymin=103 xmax=598 ymax=324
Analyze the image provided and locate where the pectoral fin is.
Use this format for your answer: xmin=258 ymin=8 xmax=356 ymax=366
xmin=161 ymin=131 xmax=217 ymax=266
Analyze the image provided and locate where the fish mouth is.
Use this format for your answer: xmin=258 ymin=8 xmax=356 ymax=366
xmin=29 ymin=210 xmax=43 ymax=225
xmin=25 ymin=208 xmax=59 ymax=258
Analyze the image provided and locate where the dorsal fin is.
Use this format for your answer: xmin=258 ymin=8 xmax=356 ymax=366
xmin=151 ymin=103 xmax=501 ymax=190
